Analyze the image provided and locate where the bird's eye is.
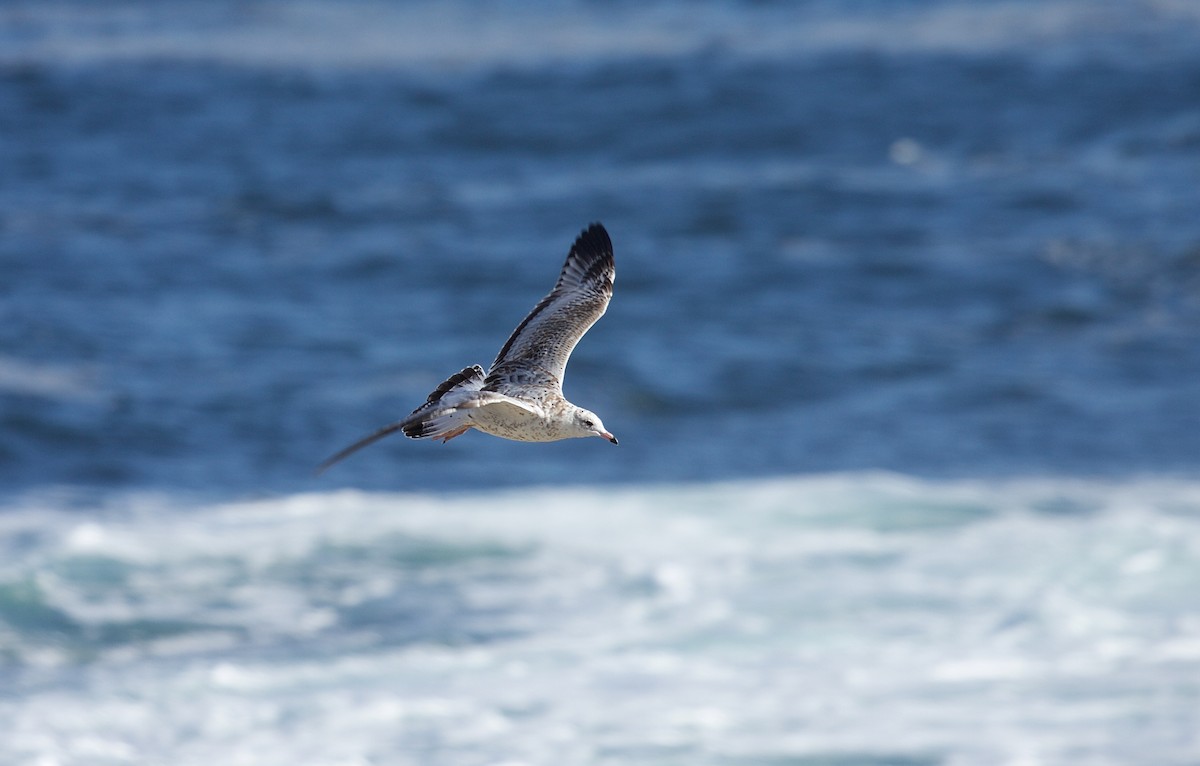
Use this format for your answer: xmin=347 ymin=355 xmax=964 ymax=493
xmin=583 ymin=419 xmax=594 ymax=427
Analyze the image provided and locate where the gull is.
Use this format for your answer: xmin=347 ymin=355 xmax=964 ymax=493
xmin=318 ymin=222 xmax=618 ymax=473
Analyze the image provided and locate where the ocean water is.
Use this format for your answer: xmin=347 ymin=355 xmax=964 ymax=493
xmin=3 ymin=477 xmax=1200 ymax=765
xmin=3 ymin=0 xmax=1200 ymax=764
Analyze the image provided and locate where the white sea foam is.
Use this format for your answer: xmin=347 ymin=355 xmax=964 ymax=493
xmin=1 ymin=473 xmax=1198 ymax=765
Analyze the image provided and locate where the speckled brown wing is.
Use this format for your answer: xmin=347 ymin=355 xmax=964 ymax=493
xmin=484 ymin=223 xmax=615 ymax=395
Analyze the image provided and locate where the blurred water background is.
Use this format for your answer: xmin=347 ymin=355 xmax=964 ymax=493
xmin=2 ymin=1 xmax=1200 ymax=764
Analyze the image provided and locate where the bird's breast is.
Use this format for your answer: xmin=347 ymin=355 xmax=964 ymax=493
xmin=471 ymin=407 xmax=570 ymax=443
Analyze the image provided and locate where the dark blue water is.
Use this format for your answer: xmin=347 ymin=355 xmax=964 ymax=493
xmin=3 ymin=0 xmax=1200 ymax=498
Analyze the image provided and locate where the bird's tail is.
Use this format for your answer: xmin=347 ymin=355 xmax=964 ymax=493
xmin=402 ymin=408 xmax=471 ymax=441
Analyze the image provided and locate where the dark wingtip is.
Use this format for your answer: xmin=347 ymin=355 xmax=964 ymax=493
xmin=574 ymin=222 xmax=611 ymax=257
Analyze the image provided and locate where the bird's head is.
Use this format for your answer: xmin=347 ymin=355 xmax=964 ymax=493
xmin=574 ymin=408 xmax=618 ymax=445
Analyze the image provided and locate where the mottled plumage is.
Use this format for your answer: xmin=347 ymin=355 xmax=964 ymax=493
xmin=317 ymin=223 xmax=617 ymax=474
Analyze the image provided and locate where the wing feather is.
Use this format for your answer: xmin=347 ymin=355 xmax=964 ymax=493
xmin=486 ymin=222 xmax=614 ymax=392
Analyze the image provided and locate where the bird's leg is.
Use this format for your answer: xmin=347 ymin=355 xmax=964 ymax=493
xmin=440 ymin=427 xmax=469 ymax=443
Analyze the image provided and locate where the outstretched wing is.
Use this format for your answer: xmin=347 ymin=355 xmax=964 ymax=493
xmin=486 ymin=222 xmax=615 ymax=393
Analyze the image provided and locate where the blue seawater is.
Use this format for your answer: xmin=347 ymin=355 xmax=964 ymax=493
xmin=1 ymin=1 xmax=1199 ymax=764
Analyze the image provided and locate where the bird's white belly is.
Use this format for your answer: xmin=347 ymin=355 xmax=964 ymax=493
xmin=470 ymin=406 xmax=567 ymax=443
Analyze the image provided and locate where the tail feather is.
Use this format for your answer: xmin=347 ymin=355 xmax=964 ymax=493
xmin=403 ymin=408 xmax=471 ymax=440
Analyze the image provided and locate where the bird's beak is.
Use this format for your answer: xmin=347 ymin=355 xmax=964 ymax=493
xmin=603 ymin=432 xmax=618 ymax=445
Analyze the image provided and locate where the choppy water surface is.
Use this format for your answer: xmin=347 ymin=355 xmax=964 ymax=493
xmin=3 ymin=0 xmax=1200 ymax=493
xmin=2 ymin=1 xmax=1200 ymax=764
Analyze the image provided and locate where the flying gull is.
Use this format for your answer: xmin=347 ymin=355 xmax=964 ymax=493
xmin=318 ymin=222 xmax=618 ymax=473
